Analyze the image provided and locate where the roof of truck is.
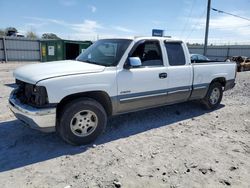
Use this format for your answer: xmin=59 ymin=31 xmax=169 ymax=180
xmin=101 ymin=36 xmax=181 ymax=42
xmin=134 ymin=36 xmax=180 ymax=42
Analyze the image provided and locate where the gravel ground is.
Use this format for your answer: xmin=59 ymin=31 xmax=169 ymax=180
xmin=0 ymin=62 xmax=249 ymax=188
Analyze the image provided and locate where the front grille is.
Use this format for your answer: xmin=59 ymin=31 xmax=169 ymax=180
xmin=15 ymin=79 xmax=48 ymax=107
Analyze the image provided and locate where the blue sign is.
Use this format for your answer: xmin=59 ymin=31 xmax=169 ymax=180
xmin=152 ymin=29 xmax=164 ymax=37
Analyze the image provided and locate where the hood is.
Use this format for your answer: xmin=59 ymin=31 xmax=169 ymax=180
xmin=14 ymin=60 xmax=105 ymax=84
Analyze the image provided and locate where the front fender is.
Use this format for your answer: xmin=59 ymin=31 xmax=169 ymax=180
xmin=37 ymin=71 xmax=117 ymax=103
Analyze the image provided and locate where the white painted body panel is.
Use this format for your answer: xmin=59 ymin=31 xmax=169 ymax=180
xmin=13 ymin=60 xmax=105 ymax=84
xmin=37 ymin=67 xmax=117 ymax=103
xmin=117 ymin=67 xmax=168 ymax=95
xmin=192 ymin=62 xmax=236 ymax=85
xmin=166 ymin=66 xmax=193 ymax=89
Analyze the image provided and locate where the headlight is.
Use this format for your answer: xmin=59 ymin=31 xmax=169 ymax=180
xmin=32 ymin=86 xmax=49 ymax=106
xmin=15 ymin=80 xmax=49 ymax=107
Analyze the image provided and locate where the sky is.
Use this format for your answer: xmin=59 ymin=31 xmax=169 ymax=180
xmin=1 ymin=0 xmax=250 ymax=44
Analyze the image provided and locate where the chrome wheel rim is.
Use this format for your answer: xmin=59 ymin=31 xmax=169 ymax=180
xmin=209 ymin=88 xmax=220 ymax=105
xmin=70 ymin=110 xmax=98 ymax=137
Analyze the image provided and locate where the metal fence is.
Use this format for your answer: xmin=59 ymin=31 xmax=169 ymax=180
xmin=188 ymin=45 xmax=250 ymax=61
xmin=0 ymin=37 xmax=41 ymax=62
xmin=1 ymin=37 xmax=250 ymax=62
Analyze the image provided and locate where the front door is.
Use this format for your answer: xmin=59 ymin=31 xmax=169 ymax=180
xmin=116 ymin=40 xmax=168 ymax=113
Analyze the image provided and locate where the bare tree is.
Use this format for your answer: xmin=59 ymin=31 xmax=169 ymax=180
xmin=0 ymin=29 xmax=5 ymax=37
xmin=26 ymin=31 xmax=39 ymax=39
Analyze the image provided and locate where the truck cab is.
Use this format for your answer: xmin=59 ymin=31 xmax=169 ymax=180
xmin=115 ymin=38 xmax=193 ymax=113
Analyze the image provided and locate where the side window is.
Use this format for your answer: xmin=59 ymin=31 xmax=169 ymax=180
xmin=131 ymin=41 xmax=163 ymax=66
xmin=165 ymin=42 xmax=186 ymax=66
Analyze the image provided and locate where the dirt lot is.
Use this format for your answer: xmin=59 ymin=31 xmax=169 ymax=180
xmin=0 ymin=62 xmax=249 ymax=188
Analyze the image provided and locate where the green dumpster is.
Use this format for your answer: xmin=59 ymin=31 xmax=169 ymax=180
xmin=41 ymin=39 xmax=92 ymax=62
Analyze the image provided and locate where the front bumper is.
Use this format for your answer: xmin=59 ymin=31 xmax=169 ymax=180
xmin=9 ymin=91 xmax=56 ymax=132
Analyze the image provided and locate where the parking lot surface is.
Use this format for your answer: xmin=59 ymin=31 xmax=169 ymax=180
xmin=0 ymin=63 xmax=250 ymax=188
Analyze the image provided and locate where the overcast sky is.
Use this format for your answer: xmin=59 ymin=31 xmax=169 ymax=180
xmin=1 ymin=0 xmax=250 ymax=44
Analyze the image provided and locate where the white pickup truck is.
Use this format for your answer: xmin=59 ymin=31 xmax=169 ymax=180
xmin=9 ymin=37 xmax=236 ymax=145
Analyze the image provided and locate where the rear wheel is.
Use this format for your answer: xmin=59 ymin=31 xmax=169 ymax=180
xmin=202 ymin=82 xmax=223 ymax=110
xmin=57 ymin=98 xmax=107 ymax=145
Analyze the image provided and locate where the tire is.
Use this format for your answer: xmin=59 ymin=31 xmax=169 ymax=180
xmin=57 ymin=98 xmax=107 ymax=145
xmin=202 ymin=82 xmax=223 ymax=110
xmin=237 ymin=66 xmax=241 ymax=72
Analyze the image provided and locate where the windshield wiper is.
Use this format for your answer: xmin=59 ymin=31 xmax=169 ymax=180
xmin=76 ymin=59 xmax=113 ymax=67
xmin=79 ymin=59 xmax=100 ymax=65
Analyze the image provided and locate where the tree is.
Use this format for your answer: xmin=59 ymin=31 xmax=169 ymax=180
xmin=41 ymin=33 xmax=61 ymax=39
xmin=26 ymin=31 xmax=39 ymax=39
xmin=5 ymin=27 xmax=18 ymax=36
xmin=0 ymin=29 xmax=5 ymax=37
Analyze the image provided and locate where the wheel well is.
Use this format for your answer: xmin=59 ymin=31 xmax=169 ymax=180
xmin=211 ymin=77 xmax=226 ymax=87
xmin=56 ymin=91 xmax=113 ymax=119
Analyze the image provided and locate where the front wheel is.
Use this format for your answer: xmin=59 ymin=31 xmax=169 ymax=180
xmin=202 ymin=82 xmax=223 ymax=110
xmin=57 ymin=98 xmax=107 ymax=145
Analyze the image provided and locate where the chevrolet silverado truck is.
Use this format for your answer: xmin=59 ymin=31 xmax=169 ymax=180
xmin=9 ymin=37 xmax=237 ymax=145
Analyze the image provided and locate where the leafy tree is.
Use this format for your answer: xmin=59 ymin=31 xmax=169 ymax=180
xmin=41 ymin=33 xmax=61 ymax=39
xmin=26 ymin=31 xmax=39 ymax=39
xmin=5 ymin=27 xmax=18 ymax=36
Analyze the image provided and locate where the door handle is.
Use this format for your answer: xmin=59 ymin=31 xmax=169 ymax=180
xmin=159 ymin=72 xmax=167 ymax=79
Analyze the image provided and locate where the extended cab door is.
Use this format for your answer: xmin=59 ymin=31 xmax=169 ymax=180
xmin=164 ymin=41 xmax=193 ymax=103
xmin=116 ymin=40 xmax=168 ymax=113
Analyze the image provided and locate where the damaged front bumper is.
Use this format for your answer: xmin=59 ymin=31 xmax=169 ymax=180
xmin=9 ymin=90 xmax=56 ymax=132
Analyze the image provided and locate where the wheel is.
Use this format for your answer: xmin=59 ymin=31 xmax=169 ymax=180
xmin=57 ymin=98 xmax=107 ymax=145
xmin=202 ymin=82 xmax=223 ymax=110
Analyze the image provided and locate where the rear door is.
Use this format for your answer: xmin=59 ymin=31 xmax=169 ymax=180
xmin=164 ymin=41 xmax=193 ymax=103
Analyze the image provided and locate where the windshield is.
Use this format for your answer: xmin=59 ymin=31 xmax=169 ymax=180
xmin=76 ymin=39 xmax=132 ymax=66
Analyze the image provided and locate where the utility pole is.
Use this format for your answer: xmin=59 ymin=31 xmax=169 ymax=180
xmin=204 ymin=0 xmax=211 ymax=56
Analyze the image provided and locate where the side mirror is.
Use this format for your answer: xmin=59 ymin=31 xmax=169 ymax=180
xmin=125 ymin=57 xmax=142 ymax=69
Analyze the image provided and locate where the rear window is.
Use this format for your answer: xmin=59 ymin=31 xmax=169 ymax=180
xmin=165 ymin=42 xmax=186 ymax=66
